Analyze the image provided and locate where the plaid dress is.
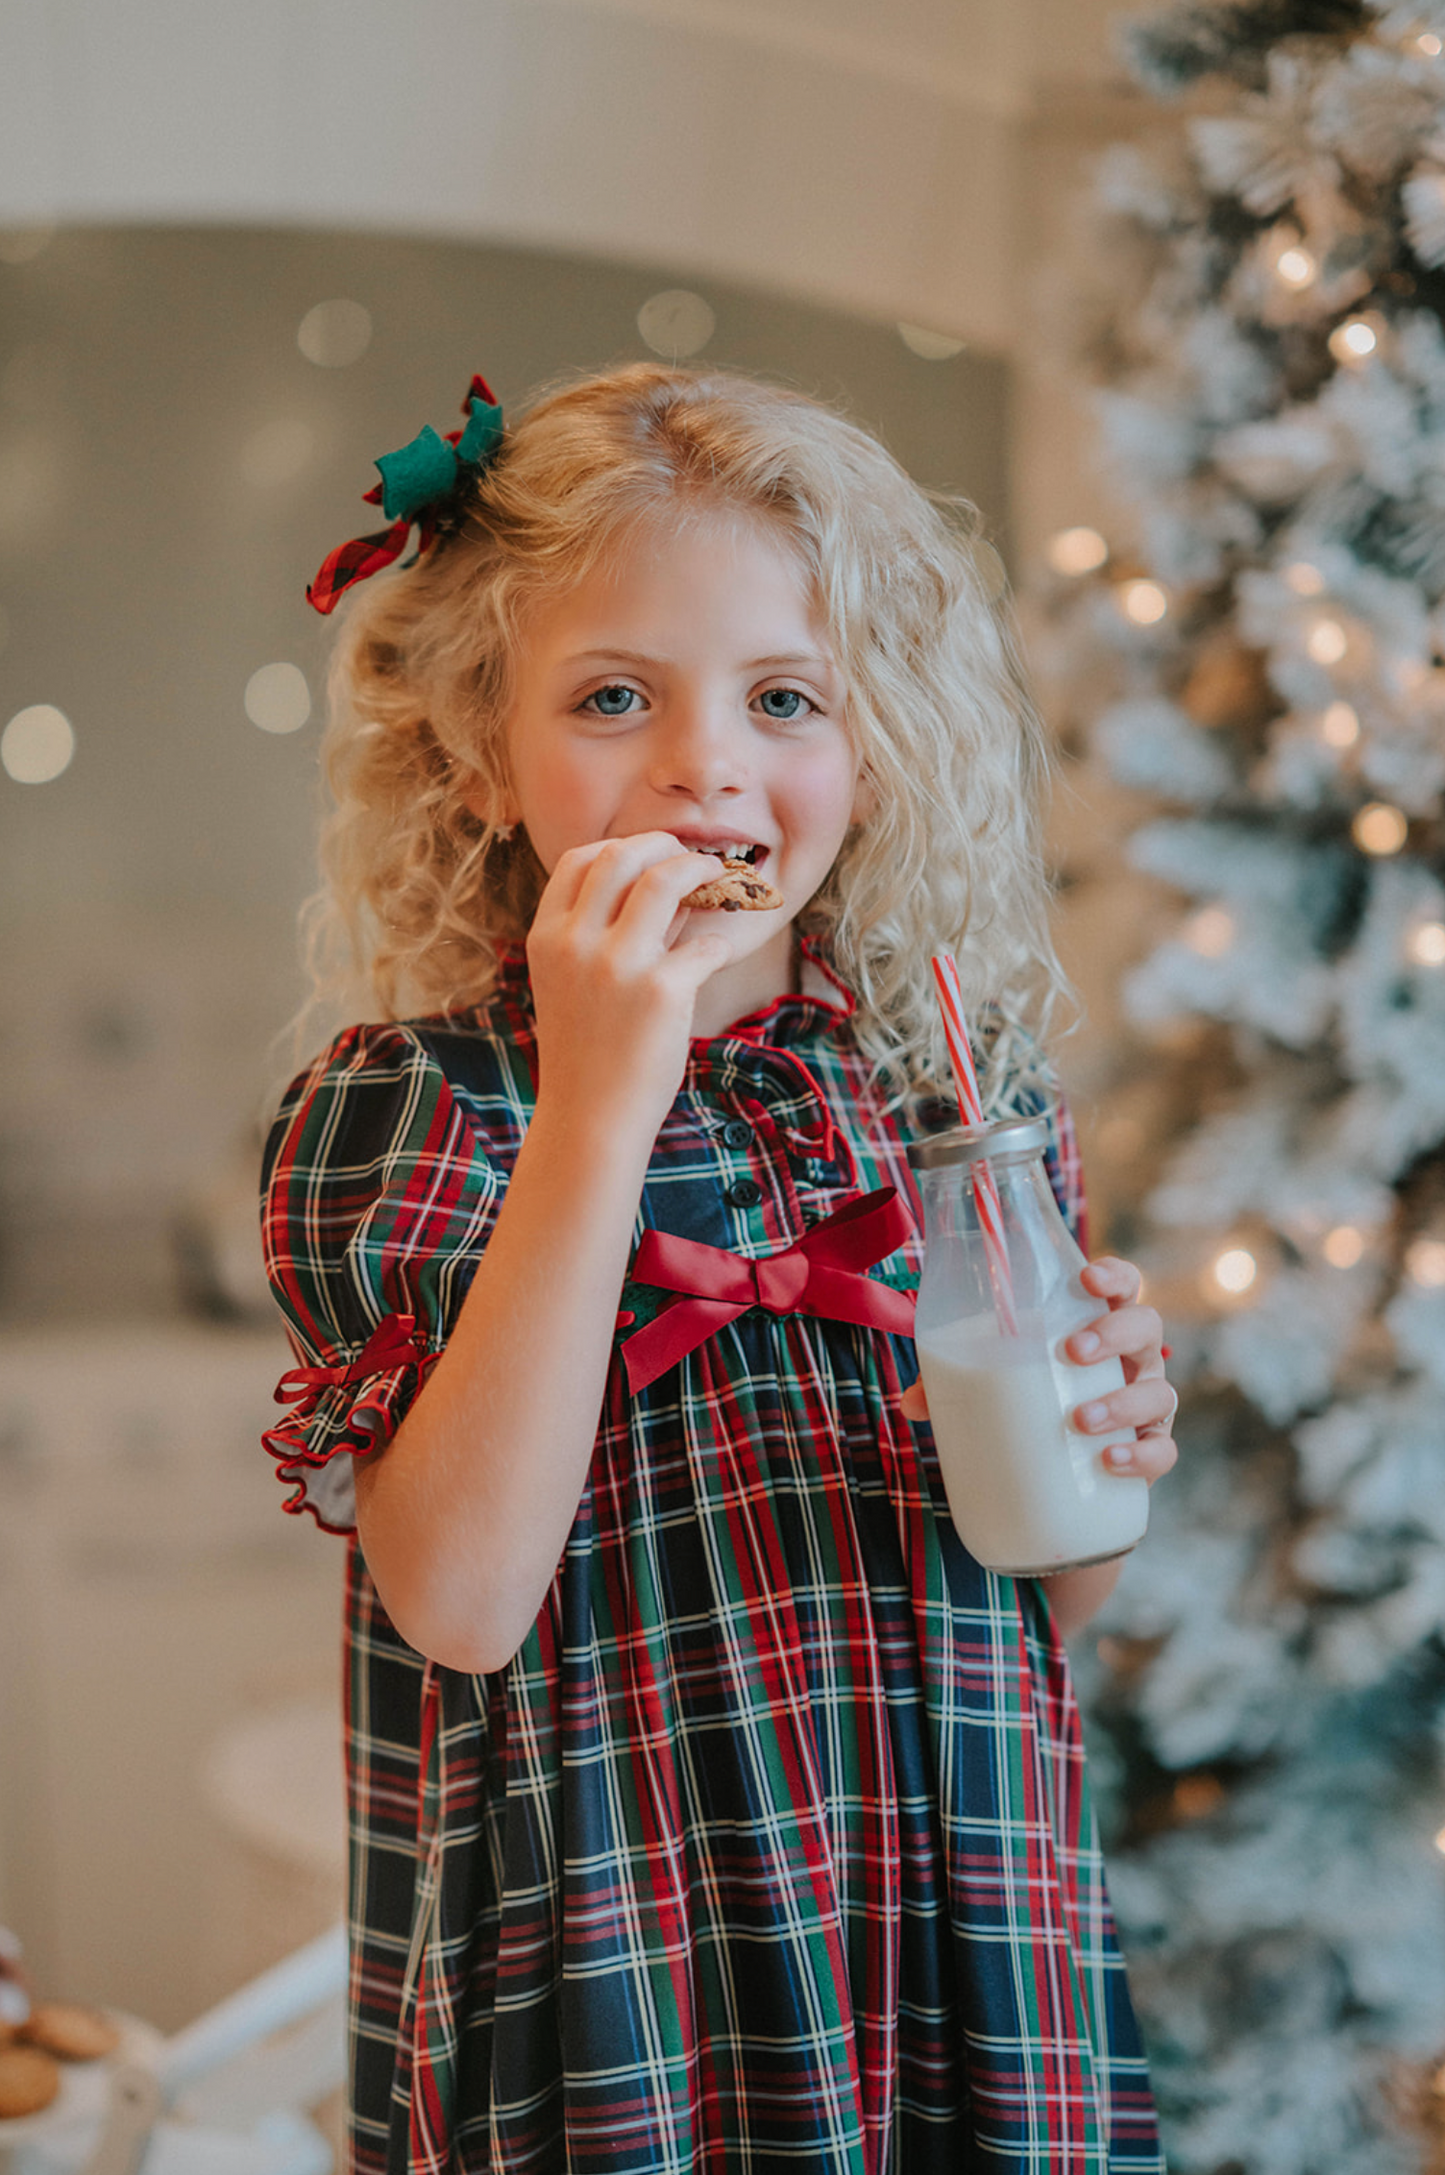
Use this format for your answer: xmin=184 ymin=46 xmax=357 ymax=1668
xmin=261 ymin=942 xmax=1161 ymax=2175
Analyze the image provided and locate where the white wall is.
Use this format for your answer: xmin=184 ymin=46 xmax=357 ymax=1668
xmin=2 ymin=0 xmax=1133 ymax=350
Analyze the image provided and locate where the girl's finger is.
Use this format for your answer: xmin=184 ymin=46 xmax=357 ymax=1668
xmin=899 ymin=1379 xmax=929 ymax=1423
xmin=533 ymin=835 xmax=629 ymax=920
xmin=1079 ymin=1255 xmax=1142 ymax=1304
xmin=1066 ymin=1302 xmax=1164 ymax=1369
xmin=1102 ymin=1430 xmax=1178 ymax=1484
xmin=1075 ymin=1376 xmax=1178 ymax=1438
xmin=568 ymin=834 xmax=708 ymax=931
xmin=607 ymin=847 xmax=729 ymax=952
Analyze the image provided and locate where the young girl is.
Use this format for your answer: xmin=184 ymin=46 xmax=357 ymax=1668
xmin=262 ymin=363 xmax=1176 ymax=2174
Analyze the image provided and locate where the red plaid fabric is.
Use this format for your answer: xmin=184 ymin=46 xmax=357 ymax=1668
xmin=260 ymin=941 xmax=1160 ymax=2172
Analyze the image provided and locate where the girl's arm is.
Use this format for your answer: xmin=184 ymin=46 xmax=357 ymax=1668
xmin=899 ymin=1254 xmax=1177 ymax=1642
xmin=353 ymin=835 xmax=730 ymax=1674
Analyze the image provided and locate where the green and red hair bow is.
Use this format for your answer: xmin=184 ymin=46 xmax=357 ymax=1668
xmin=306 ymin=373 xmax=504 ymax=615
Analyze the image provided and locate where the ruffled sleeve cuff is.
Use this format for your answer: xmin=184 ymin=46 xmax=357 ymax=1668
xmin=261 ymin=1314 xmax=438 ymax=1533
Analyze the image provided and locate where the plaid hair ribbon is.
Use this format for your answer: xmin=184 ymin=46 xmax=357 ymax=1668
xmin=621 ymin=1187 xmax=917 ymax=1393
xmin=306 ymin=373 xmax=504 ymax=614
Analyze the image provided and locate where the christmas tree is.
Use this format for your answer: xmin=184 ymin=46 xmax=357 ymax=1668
xmin=1033 ymin=4 xmax=1445 ymax=2169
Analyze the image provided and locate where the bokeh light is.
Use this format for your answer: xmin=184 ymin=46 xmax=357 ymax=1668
xmin=1275 ymin=246 xmax=1317 ymax=288
xmin=1307 ymin=617 xmax=1348 ymax=664
xmin=1047 ymin=526 xmax=1109 ymax=576
xmin=1407 ymin=1238 xmax=1445 ymax=1287
xmin=2 ymin=703 xmax=74 ymax=783
xmin=1183 ymin=906 xmax=1236 ymax=957
xmin=1329 ymin=317 xmax=1379 ymax=364
xmin=244 ymin=662 xmax=312 ymax=735
xmin=1322 ymin=1225 xmax=1364 ymax=1268
xmin=1285 ymin=561 xmax=1325 ymax=595
xmin=1417 ymin=31 xmax=1442 ymax=54
xmin=297 ymin=299 xmax=372 ymax=368
xmin=1212 ymin=1247 xmax=1258 ymax=1295
xmin=1407 ymin=920 xmax=1445 ymax=966
xmin=1120 ymin=578 xmax=1168 ymax=625
xmin=1353 ymin=801 xmax=1408 ymax=855
xmin=896 ymin=322 xmax=967 ymax=360
xmin=0 ymin=226 xmax=56 ymax=266
xmin=1321 ymin=701 xmax=1360 ymax=747
xmin=636 ymin=290 xmax=716 ymax=358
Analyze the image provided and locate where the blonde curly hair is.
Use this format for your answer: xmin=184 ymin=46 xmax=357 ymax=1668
xmin=305 ymin=361 xmax=1074 ymax=1106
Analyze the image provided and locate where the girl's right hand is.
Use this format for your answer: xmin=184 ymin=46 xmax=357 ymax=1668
xmin=525 ymin=834 xmax=732 ymax=1140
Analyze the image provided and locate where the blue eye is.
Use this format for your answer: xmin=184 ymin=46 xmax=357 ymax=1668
xmin=757 ymin=688 xmax=810 ymax=720
xmin=584 ymin=684 xmax=640 ymax=716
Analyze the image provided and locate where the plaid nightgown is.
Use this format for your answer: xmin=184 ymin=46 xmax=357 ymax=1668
xmin=260 ymin=941 xmax=1161 ymax=2174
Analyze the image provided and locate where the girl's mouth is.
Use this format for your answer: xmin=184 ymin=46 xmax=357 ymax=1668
xmin=691 ymin=842 xmax=765 ymax=866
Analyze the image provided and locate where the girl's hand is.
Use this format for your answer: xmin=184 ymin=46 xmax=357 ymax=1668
xmin=526 ymin=833 xmax=732 ymax=1141
xmin=900 ymin=1255 xmax=1178 ymax=1486
xmin=1063 ymin=1255 xmax=1177 ymax=1483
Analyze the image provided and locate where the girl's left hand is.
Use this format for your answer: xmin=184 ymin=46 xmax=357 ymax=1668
xmin=1059 ymin=1255 xmax=1177 ymax=1484
xmin=900 ymin=1253 xmax=1178 ymax=1485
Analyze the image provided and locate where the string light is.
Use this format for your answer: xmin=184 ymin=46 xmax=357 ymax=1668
xmin=1329 ymin=316 xmax=1380 ymax=365
xmin=1407 ymin=1238 xmax=1445 ymax=1287
xmin=1321 ymin=701 xmax=1359 ymax=747
xmin=1047 ymin=526 xmax=1109 ymax=576
xmin=1353 ymin=801 xmax=1408 ymax=855
xmin=1212 ymin=1247 xmax=1258 ymax=1295
xmin=1406 ymin=920 xmax=1445 ymax=966
xmin=1285 ymin=561 xmax=1325 ymax=595
xmin=1307 ymin=617 xmax=1348 ymax=665
xmin=1275 ymin=245 xmax=1318 ymax=288
xmin=1120 ymin=578 xmax=1168 ymax=625
xmin=1323 ymin=1225 xmax=1364 ymax=1267
xmin=1183 ymin=906 xmax=1236 ymax=957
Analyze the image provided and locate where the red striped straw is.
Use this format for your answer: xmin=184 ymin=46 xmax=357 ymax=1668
xmin=930 ymin=952 xmax=1019 ymax=1334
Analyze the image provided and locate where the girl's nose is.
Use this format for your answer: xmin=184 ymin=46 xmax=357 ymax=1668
xmin=650 ymin=706 xmax=746 ymax=798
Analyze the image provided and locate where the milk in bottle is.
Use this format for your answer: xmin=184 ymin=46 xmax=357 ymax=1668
xmin=906 ymin=1116 xmax=1149 ymax=1574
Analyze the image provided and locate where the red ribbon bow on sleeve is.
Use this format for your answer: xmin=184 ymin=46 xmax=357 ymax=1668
xmin=273 ymin=1314 xmax=432 ymax=1418
xmin=621 ymin=1187 xmax=917 ymax=1393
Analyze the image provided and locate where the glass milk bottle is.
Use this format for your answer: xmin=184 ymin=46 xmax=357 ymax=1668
xmin=905 ymin=1116 xmax=1149 ymax=1574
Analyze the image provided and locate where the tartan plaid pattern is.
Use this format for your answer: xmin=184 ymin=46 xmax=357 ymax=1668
xmin=306 ymin=520 xmax=414 ymax=616
xmin=261 ymin=942 xmax=1160 ymax=2172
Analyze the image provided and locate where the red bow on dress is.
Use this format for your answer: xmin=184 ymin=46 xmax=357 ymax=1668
xmin=621 ymin=1187 xmax=917 ymax=1393
xmin=273 ymin=1314 xmax=433 ymax=1417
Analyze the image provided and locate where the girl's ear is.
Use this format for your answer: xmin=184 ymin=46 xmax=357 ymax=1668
xmin=849 ymin=767 xmax=878 ymax=827
xmin=461 ymin=774 xmax=519 ymax=832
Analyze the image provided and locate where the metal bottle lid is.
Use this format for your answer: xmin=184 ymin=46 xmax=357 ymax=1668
xmin=905 ymin=1114 xmax=1051 ymax=1171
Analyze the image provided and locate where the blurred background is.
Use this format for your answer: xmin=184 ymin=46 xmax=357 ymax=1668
xmin=0 ymin=0 xmax=1132 ymax=2043
xmin=8 ymin=3 xmax=1445 ymax=2172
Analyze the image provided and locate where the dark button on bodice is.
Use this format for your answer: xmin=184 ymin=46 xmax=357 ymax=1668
xmin=721 ymin=1119 xmax=755 ymax=1149
xmin=725 ymin=1178 xmax=763 ymax=1209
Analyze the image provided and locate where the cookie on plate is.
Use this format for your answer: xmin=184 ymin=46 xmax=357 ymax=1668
xmin=0 ymin=2043 xmax=61 ymax=2118
xmin=19 ymin=2003 xmax=120 ymax=2062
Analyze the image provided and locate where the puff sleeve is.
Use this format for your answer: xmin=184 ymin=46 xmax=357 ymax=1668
xmin=260 ymin=1022 xmax=504 ymax=1532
